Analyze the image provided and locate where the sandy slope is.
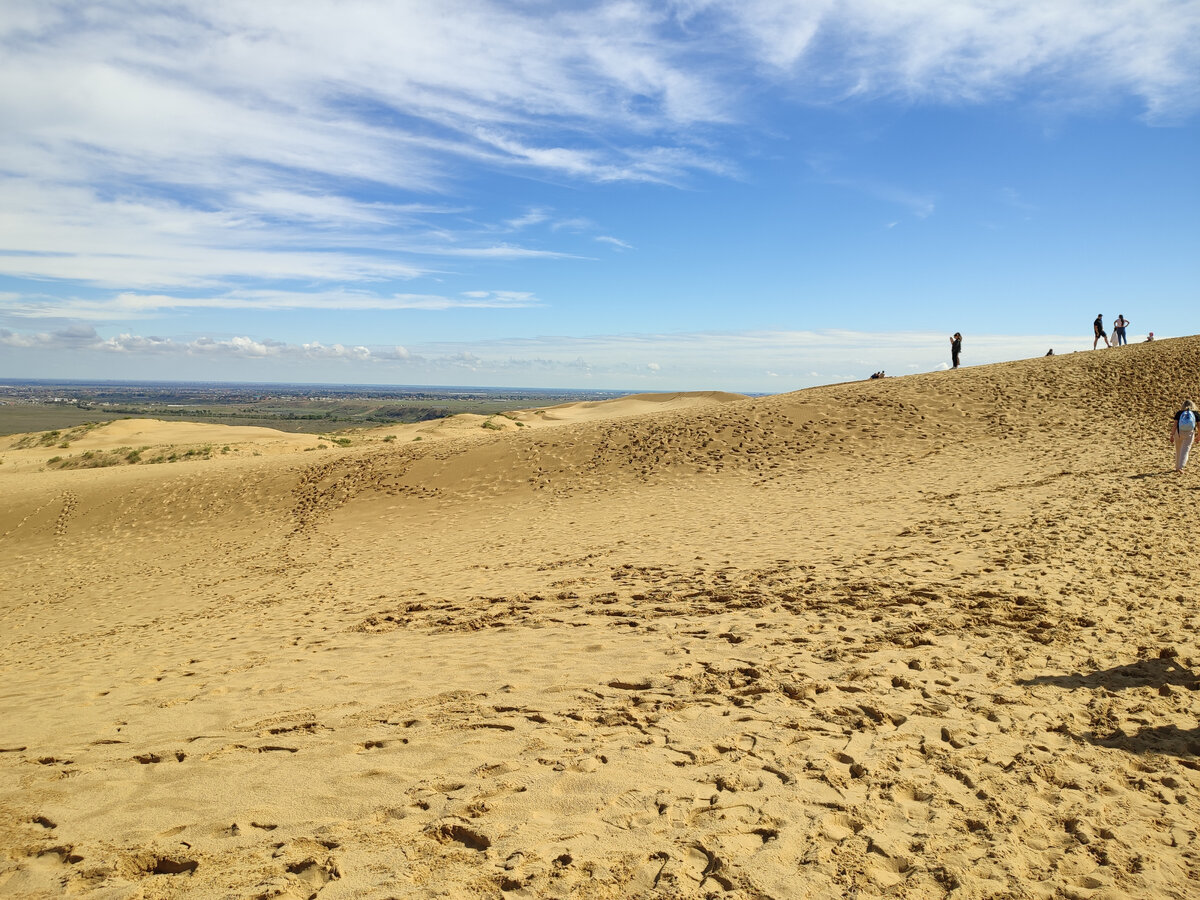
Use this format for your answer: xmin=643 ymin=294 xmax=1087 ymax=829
xmin=360 ymin=390 xmax=749 ymax=442
xmin=0 ymin=419 xmax=324 ymax=475
xmin=2 ymin=339 xmax=1200 ymax=899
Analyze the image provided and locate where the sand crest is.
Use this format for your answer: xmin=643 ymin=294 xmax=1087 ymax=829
xmin=2 ymin=338 xmax=1200 ymax=898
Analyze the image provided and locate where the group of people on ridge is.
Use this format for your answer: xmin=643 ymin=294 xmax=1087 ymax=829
xmin=940 ymin=322 xmax=1193 ymax=476
xmin=940 ymin=314 xmax=1152 ymax=375
xmin=947 ymin=315 xmax=1153 ymax=368
xmin=1091 ymin=313 xmax=1188 ymax=473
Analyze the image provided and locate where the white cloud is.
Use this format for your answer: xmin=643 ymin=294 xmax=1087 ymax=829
xmin=0 ymin=326 xmax=404 ymax=364
xmin=0 ymin=289 xmax=542 ymax=320
xmin=504 ymin=209 xmax=552 ymax=230
xmin=299 ymin=342 xmax=373 ymax=361
xmin=230 ymin=192 xmax=445 ymax=226
xmin=698 ymin=0 xmax=1200 ymax=117
xmin=0 ymin=325 xmax=1089 ymax=390
xmin=0 ymin=0 xmax=1195 ymax=312
xmin=552 ymin=218 xmax=596 ymax=233
xmin=0 ymin=3 xmax=731 ymax=298
xmin=806 ymin=160 xmax=936 ymax=218
xmin=596 ymin=235 xmax=634 ymax=250
xmin=408 ymin=244 xmax=575 ymax=260
xmin=0 ymin=180 xmax=434 ymax=289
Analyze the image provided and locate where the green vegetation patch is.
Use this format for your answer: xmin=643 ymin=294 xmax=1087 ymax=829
xmin=45 ymin=441 xmax=215 ymax=470
xmin=10 ymin=421 xmax=107 ymax=450
xmin=46 ymin=448 xmax=125 ymax=470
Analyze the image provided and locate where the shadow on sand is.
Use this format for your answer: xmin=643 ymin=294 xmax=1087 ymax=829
xmin=1022 ymin=656 xmax=1200 ymax=692
xmin=1021 ymin=655 xmax=1200 ymax=757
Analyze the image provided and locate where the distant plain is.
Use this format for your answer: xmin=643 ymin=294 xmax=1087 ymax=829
xmin=0 ymin=382 xmax=632 ymax=437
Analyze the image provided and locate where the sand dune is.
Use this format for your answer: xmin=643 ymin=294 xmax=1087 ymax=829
xmin=519 ymin=391 xmax=749 ymax=423
xmin=3 ymin=338 xmax=1200 ymax=898
xmin=0 ymin=419 xmax=324 ymax=476
xmin=356 ymin=390 xmax=749 ymax=443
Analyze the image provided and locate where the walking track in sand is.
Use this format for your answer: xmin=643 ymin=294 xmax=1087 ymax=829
xmin=2 ymin=337 xmax=1199 ymax=898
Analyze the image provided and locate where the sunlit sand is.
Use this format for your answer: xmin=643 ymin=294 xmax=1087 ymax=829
xmin=2 ymin=337 xmax=1199 ymax=898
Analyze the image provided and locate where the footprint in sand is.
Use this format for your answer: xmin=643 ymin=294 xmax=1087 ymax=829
xmin=683 ymin=842 xmax=734 ymax=890
xmin=284 ymin=858 xmax=340 ymax=894
xmin=887 ymin=783 xmax=935 ymax=823
xmin=867 ymin=855 xmax=913 ymax=890
xmin=0 ymin=847 xmax=83 ymax=896
xmin=819 ymin=811 xmax=864 ymax=842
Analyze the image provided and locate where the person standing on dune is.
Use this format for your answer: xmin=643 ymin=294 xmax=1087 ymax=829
xmin=1171 ymin=400 xmax=1197 ymax=474
xmin=1113 ymin=313 xmax=1130 ymax=346
xmin=950 ymin=333 xmax=962 ymax=368
xmin=1093 ymin=314 xmax=1110 ymax=349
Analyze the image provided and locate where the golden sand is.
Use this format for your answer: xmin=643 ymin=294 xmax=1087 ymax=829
xmin=2 ymin=338 xmax=1199 ymax=899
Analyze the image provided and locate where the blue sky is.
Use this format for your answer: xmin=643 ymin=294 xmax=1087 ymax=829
xmin=1 ymin=1 xmax=1197 ymax=392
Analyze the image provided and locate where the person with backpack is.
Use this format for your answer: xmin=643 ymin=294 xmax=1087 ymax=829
xmin=1171 ymin=399 xmax=1197 ymax=474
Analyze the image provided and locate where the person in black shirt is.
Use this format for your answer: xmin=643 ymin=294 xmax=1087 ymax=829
xmin=950 ymin=333 xmax=962 ymax=368
xmin=1093 ymin=314 xmax=1110 ymax=349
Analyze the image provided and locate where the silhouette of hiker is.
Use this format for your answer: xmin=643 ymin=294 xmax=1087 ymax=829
xmin=950 ymin=333 xmax=962 ymax=368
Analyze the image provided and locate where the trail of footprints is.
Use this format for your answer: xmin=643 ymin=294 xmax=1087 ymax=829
xmin=324 ymin=519 xmax=1200 ymax=895
xmin=54 ymin=491 xmax=78 ymax=537
xmin=8 ymin=455 xmax=1200 ymax=896
xmin=8 ymin=612 xmax=1196 ymax=894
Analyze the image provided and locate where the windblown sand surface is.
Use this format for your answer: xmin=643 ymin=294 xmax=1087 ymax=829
xmin=2 ymin=339 xmax=1199 ymax=899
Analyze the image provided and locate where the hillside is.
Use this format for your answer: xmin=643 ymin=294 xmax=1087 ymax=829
xmin=2 ymin=337 xmax=1199 ymax=899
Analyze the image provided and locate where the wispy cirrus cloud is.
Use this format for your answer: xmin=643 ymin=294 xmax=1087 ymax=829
xmin=0 ymin=289 xmax=541 ymax=321
xmin=596 ymin=236 xmax=634 ymax=250
xmin=0 ymin=0 xmax=1195 ymax=324
xmin=700 ymin=0 xmax=1200 ymax=116
xmin=0 ymin=179 xmax=573 ymax=290
xmin=502 ymin=209 xmax=553 ymax=231
xmin=805 ymin=160 xmax=938 ymax=219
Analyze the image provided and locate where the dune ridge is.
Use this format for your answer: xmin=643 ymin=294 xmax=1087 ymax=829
xmin=2 ymin=338 xmax=1200 ymax=898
